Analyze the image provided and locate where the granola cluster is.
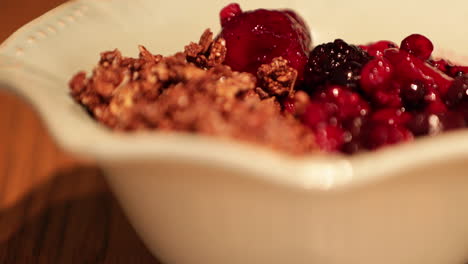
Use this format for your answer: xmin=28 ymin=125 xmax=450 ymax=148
xmin=69 ymin=29 xmax=316 ymax=154
xmin=257 ymin=57 xmax=297 ymax=97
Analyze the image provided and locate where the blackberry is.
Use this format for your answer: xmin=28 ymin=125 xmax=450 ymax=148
xmin=329 ymin=61 xmax=363 ymax=89
xmin=304 ymin=39 xmax=370 ymax=89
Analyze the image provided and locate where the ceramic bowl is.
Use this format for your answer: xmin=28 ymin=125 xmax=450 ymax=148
xmin=1 ymin=0 xmax=468 ymax=263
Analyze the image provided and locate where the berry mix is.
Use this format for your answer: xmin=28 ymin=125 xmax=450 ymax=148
xmin=219 ymin=3 xmax=468 ymax=154
xmin=70 ymin=3 xmax=468 ymax=155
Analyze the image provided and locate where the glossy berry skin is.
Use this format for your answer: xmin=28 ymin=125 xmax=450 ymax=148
xmin=383 ymin=48 xmax=453 ymax=96
xmin=302 ymin=102 xmax=331 ymax=128
xmin=329 ymin=61 xmax=363 ymax=88
xmin=371 ymin=108 xmax=412 ymax=126
xmin=360 ymin=57 xmax=394 ymax=93
xmin=364 ymin=108 xmax=414 ymax=150
xmin=301 ymin=85 xmax=370 ymax=152
xmin=428 ymin=59 xmax=452 ymax=74
xmin=220 ymin=3 xmax=242 ymax=26
xmin=407 ymin=111 xmax=466 ymax=136
xmin=400 ymin=34 xmax=434 ymax=60
xmin=425 ymin=100 xmax=448 ymax=114
xmin=304 ymin=39 xmax=370 ymax=88
xmin=364 ymin=122 xmax=413 ymax=150
xmin=427 ymin=60 xmax=468 ymax=78
xmin=316 ymin=85 xmax=370 ymax=121
xmin=454 ymin=101 xmax=468 ymax=123
xmin=297 ymin=32 xmax=468 ymax=153
xmin=341 ymin=117 xmax=367 ymax=154
xmin=448 ymin=66 xmax=468 ymax=77
xmin=219 ymin=5 xmax=311 ymax=80
xmin=445 ymin=75 xmax=468 ymax=107
xmin=372 ymin=88 xmax=403 ymax=108
xmin=360 ymin=40 xmax=398 ymax=57
xmin=400 ymin=80 xmax=427 ymax=109
xmin=314 ymin=125 xmax=345 ymax=152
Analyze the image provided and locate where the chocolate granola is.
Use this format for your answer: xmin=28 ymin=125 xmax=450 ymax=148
xmin=69 ymin=29 xmax=316 ymax=154
xmin=257 ymin=57 xmax=298 ymax=97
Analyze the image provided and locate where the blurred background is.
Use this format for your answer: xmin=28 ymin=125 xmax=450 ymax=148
xmin=0 ymin=0 xmax=158 ymax=262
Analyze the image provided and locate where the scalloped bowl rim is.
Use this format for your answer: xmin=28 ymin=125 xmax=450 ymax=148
xmin=1 ymin=0 xmax=468 ymax=191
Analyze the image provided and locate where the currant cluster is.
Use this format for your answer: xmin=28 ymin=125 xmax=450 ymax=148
xmin=219 ymin=4 xmax=468 ymax=153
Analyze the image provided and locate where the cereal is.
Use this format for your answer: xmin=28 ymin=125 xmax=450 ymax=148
xmin=69 ymin=29 xmax=316 ymax=154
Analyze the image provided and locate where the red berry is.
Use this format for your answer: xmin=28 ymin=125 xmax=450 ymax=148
xmin=297 ymin=34 xmax=466 ymax=154
xmin=220 ymin=3 xmax=242 ymax=26
xmin=341 ymin=117 xmax=367 ymax=154
xmin=400 ymin=80 xmax=427 ymax=109
xmin=384 ymin=48 xmax=453 ymax=96
xmin=426 ymin=100 xmax=448 ymax=114
xmin=365 ymin=123 xmax=413 ymax=150
xmin=282 ymin=97 xmax=296 ymax=114
xmin=371 ymin=108 xmax=412 ymax=126
xmin=454 ymin=101 xmax=468 ymax=123
xmin=445 ymin=75 xmax=468 ymax=107
xmin=384 ymin=48 xmax=423 ymax=81
xmin=360 ymin=57 xmax=394 ymax=93
xmin=407 ymin=111 xmax=465 ymax=136
xmin=448 ymin=66 xmax=468 ymax=78
xmin=360 ymin=40 xmax=398 ymax=57
xmin=314 ymin=125 xmax=345 ymax=152
xmin=400 ymin=34 xmax=434 ymax=60
xmin=220 ymin=5 xmax=311 ymax=80
xmin=318 ymin=85 xmax=370 ymax=121
xmin=424 ymin=87 xmax=441 ymax=103
xmin=428 ymin=59 xmax=452 ymax=74
xmin=302 ymin=102 xmax=332 ymax=128
xmin=372 ymin=88 xmax=403 ymax=108
xmin=435 ymin=112 xmax=466 ymax=131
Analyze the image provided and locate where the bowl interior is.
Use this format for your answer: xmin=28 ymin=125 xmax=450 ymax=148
xmin=1 ymin=0 xmax=468 ymax=189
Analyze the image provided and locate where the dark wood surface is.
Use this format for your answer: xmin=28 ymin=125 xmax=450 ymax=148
xmin=0 ymin=0 xmax=159 ymax=262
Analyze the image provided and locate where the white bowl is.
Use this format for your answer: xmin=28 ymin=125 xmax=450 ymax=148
xmin=2 ymin=0 xmax=468 ymax=263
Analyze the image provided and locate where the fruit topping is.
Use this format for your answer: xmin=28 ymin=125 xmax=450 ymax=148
xmin=400 ymin=34 xmax=434 ymax=60
xmin=445 ymin=75 xmax=468 ymax=107
xmin=70 ymin=4 xmax=468 ymax=155
xmin=360 ymin=57 xmax=394 ymax=93
xmin=219 ymin=4 xmax=311 ymax=80
xmin=360 ymin=40 xmax=398 ymax=57
xmin=300 ymin=31 xmax=468 ymax=153
xmin=304 ymin=39 xmax=370 ymax=89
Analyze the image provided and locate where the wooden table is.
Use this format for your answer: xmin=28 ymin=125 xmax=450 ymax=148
xmin=0 ymin=0 xmax=159 ymax=262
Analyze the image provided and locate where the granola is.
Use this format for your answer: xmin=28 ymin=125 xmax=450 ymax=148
xmin=69 ymin=29 xmax=316 ymax=154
